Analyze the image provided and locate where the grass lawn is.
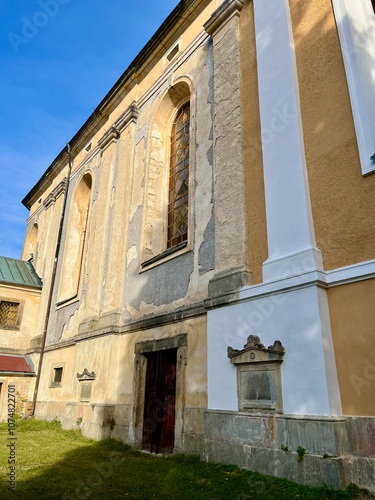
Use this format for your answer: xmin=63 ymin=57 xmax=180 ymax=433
xmin=0 ymin=420 xmax=372 ymax=499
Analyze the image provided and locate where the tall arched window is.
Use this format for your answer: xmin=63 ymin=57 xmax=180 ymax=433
xmin=167 ymin=102 xmax=190 ymax=249
xmin=58 ymin=173 xmax=92 ymax=304
xmin=24 ymin=223 xmax=38 ymax=261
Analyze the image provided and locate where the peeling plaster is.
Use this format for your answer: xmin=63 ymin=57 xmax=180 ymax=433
xmin=127 ymin=245 xmax=138 ymax=267
xmin=99 ymin=139 xmax=121 ymax=315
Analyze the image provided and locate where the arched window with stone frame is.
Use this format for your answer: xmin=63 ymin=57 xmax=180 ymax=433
xmin=167 ymin=102 xmax=190 ymax=249
xmin=23 ymin=223 xmax=38 ymax=262
xmin=141 ymin=78 xmax=193 ymax=267
xmin=57 ymin=172 xmax=92 ymax=304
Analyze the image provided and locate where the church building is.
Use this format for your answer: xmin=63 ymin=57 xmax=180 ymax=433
xmin=1 ymin=0 xmax=375 ymax=492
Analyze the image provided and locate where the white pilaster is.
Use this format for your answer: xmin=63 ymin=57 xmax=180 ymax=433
xmin=253 ymin=0 xmax=322 ymax=281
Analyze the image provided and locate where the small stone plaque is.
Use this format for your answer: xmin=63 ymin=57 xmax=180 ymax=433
xmin=80 ymin=382 xmax=92 ymax=402
xmin=228 ymin=335 xmax=284 ymax=412
xmin=241 ymin=371 xmax=274 ymax=402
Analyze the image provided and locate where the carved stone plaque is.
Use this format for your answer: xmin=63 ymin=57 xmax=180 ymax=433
xmin=241 ymin=371 xmax=273 ymax=402
xmin=228 ymin=335 xmax=285 ymax=413
xmin=80 ymin=382 xmax=92 ymax=402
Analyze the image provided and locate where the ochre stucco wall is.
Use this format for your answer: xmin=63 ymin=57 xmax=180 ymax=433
xmin=328 ymin=279 xmax=375 ymax=416
xmin=290 ymin=0 xmax=375 ymax=271
xmin=240 ymin=0 xmax=268 ymax=285
xmin=0 ymin=376 xmax=33 ymax=421
xmin=36 ymin=316 xmax=207 ymax=426
xmin=0 ymin=284 xmax=41 ymax=350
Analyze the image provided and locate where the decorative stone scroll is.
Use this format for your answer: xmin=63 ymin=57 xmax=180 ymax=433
xmin=77 ymin=368 xmax=96 ymax=382
xmin=228 ymin=335 xmax=285 ymax=363
xmin=228 ymin=335 xmax=285 ymax=413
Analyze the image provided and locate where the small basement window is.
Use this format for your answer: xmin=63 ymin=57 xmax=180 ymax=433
xmin=0 ymin=301 xmax=20 ymax=329
xmin=53 ymin=367 xmax=63 ymax=386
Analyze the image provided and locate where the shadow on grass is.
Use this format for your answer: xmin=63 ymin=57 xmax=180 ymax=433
xmin=0 ymin=439 xmax=371 ymax=500
xmin=0 ymin=421 xmax=372 ymax=500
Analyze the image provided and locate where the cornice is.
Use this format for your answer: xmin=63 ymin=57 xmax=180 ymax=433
xmin=97 ymin=126 xmax=120 ymax=151
xmin=114 ymin=102 xmax=140 ymax=133
xmin=228 ymin=335 xmax=285 ymax=364
xmin=204 ymin=0 xmax=243 ymax=37
xmin=54 ymin=178 xmax=68 ymax=199
xmin=96 ymin=102 xmax=140 ymax=150
xmin=22 ymin=0 xmax=211 ymax=210
xmin=42 ymin=178 xmax=68 ymax=209
xmin=77 ymin=368 xmax=96 ymax=382
xmin=42 ymin=192 xmax=55 ymax=210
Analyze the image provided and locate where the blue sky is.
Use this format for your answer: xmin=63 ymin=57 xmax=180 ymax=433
xmin=0 ymin=0 xmax=179 ymax=259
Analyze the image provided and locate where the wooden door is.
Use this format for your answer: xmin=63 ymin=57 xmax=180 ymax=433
xmin=142 ymin=349 xmax=177 ymax=453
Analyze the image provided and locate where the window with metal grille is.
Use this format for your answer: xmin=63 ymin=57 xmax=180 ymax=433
xmin=167 ymin=103 xmax=190 ymax=248
xmin=0 ymin=301 xmax=19 ymax=328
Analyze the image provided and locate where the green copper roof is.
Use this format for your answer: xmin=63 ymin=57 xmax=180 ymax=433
xmin=0 ymin=257 xmax=42 ymax=289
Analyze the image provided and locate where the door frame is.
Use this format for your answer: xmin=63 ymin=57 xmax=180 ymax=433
xmin=132 ymin=334 xmax=187 ymax=453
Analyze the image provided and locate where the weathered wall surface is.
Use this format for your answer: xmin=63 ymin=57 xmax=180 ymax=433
xmin=37 ymin=36 xmax=216 ymax=344
xmin=239 ymin=0 xmax=268 ymax=285
xmin=0 ymin=375 xmax=34 ymax=421
xmin=328 ymin=279 xmax=375 ymax=416
xmin=290 ymin=0 xmax=375 ymax=271
xmin=0 ymin=284 xmax=41 ymax=351
xmin=202 ymin=411 xmax=375 ymax=494
xmin=14 ymin=0 xmax=375 ymax=493
xmin=35 ymin=315 xmax=207 ymax=451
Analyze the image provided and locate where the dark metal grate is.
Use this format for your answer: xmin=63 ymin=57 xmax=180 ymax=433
xmin=0 ymin=301 xmax=19 ymax=327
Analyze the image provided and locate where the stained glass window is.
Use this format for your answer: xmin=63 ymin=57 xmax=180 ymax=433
xmin=167 ymin=103 xmax=190 ymax=248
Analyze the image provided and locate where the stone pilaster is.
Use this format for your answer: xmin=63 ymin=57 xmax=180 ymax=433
xmin=204 ymin=0 xmax=252 ymax=297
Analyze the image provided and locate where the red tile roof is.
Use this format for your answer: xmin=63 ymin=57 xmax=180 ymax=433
xmin=0 ymin=355 xmax=34 ymax=374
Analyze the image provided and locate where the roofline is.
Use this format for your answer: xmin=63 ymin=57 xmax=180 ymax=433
xmin=0 ymin=280 xmax=42 ymax=291
xmin=0 ymin=371 xmax=36 ymax=376
xmin=22 ymin=0 xmax=207 ymax=210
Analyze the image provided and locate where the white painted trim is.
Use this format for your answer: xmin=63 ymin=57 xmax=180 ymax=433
xmin=208 ymin=285 xmax=337 ymax=415
xmin=206 ymin=259 xmax=375 ymax=417
xmin=326 ymin=258 xmax=375 ymax=285
xmin=238 ymin=259 xmax=375 ymax=302
xmin=253 ymin=0 xmax=323 ymax=282
xmin=332 ymin=0 xmax=375 ymax=175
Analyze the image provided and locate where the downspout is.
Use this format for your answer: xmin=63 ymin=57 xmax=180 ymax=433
xmin=31 ymin=143 xmax=72 ymax=416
